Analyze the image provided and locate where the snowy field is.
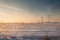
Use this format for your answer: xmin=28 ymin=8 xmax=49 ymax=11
xmin=0 ymin=22 xmax=60 ymax=37
xmin=0 ymin=23 xmax=60 ymax=40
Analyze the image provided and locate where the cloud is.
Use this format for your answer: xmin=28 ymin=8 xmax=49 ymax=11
xmin=0 ymin=3 xmax=23 ymax=12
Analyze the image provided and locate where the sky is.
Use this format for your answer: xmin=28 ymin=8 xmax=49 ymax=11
xmin=0 ymin=0 xmax=60 ymax=23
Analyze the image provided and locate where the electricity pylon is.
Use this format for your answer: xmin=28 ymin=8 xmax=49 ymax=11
xmin=41 ymin=16 xmax=43 ymax=24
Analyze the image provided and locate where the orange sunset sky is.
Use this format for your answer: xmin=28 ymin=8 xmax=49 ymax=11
xmin=0 ymin=0 xmax=60 ymax=23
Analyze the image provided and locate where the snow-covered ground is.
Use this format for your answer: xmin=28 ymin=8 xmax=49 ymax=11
xmin=0 ymin=23 xmax=60 ymax=37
